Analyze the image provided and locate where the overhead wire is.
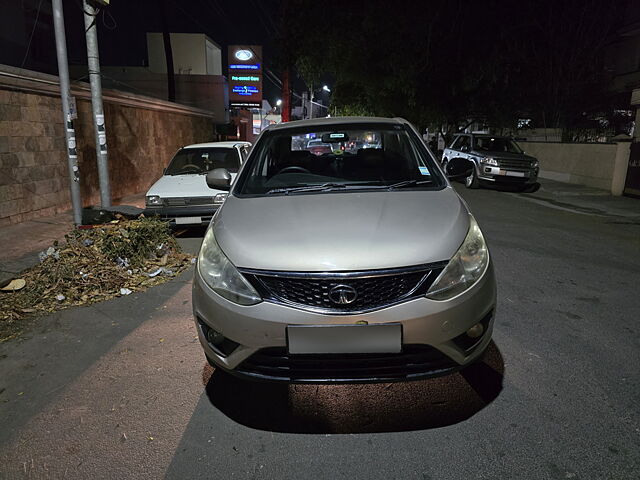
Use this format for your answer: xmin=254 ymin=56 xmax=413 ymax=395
xmin=19 ymin=0 xmax=45 ymax=69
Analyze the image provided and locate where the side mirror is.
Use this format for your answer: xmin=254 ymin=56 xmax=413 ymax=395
xmin=206 ymin=168 xmax=231 ymax=191
xmin=446 ymin=158 xmax=474 ymax=179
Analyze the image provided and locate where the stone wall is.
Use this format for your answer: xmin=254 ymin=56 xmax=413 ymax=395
xmin=0 ymin=78 xmax=214 ymax=226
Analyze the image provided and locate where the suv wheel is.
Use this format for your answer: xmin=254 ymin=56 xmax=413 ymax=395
xmin=465 ymin=166 xmax=480 ymax=189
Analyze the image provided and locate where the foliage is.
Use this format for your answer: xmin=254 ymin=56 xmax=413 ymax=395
xmin=280 ymin=0 xmax=623 ymax=132
xmin=0 ymin=217 xmax=192 ymax=341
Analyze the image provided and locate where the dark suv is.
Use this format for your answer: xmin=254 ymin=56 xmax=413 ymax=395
xmin=442 ymin=134 xmax=539 ymax=190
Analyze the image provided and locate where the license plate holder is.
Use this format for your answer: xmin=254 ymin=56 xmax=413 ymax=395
xmin=501 ymin=170 xmax=525 ymax=177
xmin=175 ymin=216 xmax=202 ymax=225
xmin=287 ymin=324 xmax=402 ymax=354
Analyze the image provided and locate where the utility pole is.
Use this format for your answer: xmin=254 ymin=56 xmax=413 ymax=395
xmin=281 ymin=69 xmax=291 ymax=122
xmin=308 ymin=84 xmax=313 ymax=119
xmin=52 ymin=0 xmax=82 ymax=226
xmin=83 ymin=0 xmax=112 ymax=207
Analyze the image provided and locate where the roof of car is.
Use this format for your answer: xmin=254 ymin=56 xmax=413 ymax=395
xmin=183 ymin=141 xmax=251 ymax=149
xmin=266 ymin=116 xmax=409 ymax=131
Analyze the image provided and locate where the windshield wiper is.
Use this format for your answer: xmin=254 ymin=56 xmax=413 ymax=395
xmin=266 ymin=183 xmax=349 ymax=195
xmin=386 ymin=179 xmax=434 ymax=190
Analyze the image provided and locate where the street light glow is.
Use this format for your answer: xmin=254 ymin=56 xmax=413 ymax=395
xmin=322 ymin=85 xmax=331 ymax=92
xmin=276 ymin=99 xmax=282 ymax=106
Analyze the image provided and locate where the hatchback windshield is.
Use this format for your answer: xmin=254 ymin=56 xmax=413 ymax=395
xmin=236 ymin=123 xmax=443 ymax=195
xmin=474 ymin=137 xmax=523 ymax=154
xmin=165 ymin=147 xmax=240 ymax=175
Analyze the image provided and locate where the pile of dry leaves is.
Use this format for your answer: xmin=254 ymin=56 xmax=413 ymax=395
xmin=0 ymin=216 xmax=193 ymax=341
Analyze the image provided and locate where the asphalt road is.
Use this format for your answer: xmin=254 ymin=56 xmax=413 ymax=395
xmin=1 ymin=184 xmax=639 ymax=479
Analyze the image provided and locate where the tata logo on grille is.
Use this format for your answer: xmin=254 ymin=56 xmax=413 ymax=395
xmin=328 ymin=285 xmax=358 ymax=305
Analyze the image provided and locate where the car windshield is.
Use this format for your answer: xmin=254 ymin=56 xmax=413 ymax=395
xmin=165 ymin=147 xmax=240 ymax=175
xmin=474 ymin=137 xmax=523 ymax=154
xmin=235 ymin=123 xmax=444 ymax=196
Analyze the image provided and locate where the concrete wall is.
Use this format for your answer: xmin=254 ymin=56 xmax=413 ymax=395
xmin=0 ymin=67 xmax=215 ymax=226
xmin=147 ymin=33 xmax=222 ymax=76
xmin=520 ymin=141 xmax=630 ymax=194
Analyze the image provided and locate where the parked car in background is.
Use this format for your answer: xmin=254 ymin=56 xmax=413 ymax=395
xmin=442 ymin=134 xmax=539 ymax=191
xmin=145 ymin=141 xmax=251 ymax=227
xmin=193 ymin=117 xmax=496 ymax=383
xmin=306 ymin=139 xmax=333 ymax=156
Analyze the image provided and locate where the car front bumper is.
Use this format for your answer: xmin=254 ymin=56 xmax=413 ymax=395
xmin=192 ymin=261 xmax=497 ymax=383
xmin=144 ymin=205 xmax=218 ymax=226
xmin=477 ymin=165 xmax=538 ymax=183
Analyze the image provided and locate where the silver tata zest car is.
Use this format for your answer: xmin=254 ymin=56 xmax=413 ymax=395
xmin=193 ymin=117 xmax=496 ymax=383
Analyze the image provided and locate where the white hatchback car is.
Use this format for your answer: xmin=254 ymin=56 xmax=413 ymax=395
xmin=145 ymin=141 xmax=251 ymax=226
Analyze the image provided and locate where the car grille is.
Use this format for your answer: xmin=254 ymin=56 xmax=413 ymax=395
xmin=164 ymin=197 xmax=213 ymax=206
xmin=236 ymin=345 xmax=458 ymax=382
xmin=498 ymin=158 xmax=531 ymax=170
xmin=241 ymin=263 xmax=447 ymax=314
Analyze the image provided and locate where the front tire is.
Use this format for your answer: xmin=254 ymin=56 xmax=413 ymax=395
xmin=465 ymin=166 xmax=480 ymax=189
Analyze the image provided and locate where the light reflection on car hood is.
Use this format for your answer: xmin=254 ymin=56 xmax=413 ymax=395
xmin=213 ymin=187 xmax=470 ymax=271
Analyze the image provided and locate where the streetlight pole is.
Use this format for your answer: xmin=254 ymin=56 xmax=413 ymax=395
xmin=83 ymin=0 xmax=112 ymax=207
xmin=52 ymin=0 xmax=82 ymax=226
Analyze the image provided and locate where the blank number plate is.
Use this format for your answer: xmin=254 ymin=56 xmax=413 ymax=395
xmin=175 ymin=216 xmax=202 ymax=225
xmin=287 ymin=324 xmax=402 ymax=354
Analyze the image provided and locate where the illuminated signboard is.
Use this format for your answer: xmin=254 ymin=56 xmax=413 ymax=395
xmin=229 ymin=64 xmax=260 ymax=70
xmin=228 ymin=45 xmax=262 ymax=108
xmin=231 ymin=75 xmax=260 ymax=82
xmin=232 ymin=86 xmax=259 ymax=95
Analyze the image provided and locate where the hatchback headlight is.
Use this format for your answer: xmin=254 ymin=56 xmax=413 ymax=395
xmin=481 ymin=157 xmax=498 ymax=166
xmin=213 ymin=193 xmax=228 ymax=205
xmin=146 ymin=195 xmax=162 ymax=206
xmin=426 ymin=216 xmax=489 ymax=300
xmin=197 ymin=228 xmax=261 ymax=305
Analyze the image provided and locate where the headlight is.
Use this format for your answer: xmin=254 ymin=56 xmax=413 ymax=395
xmin=213 ymin=193 xmax=228 ymax=205
xmin=531 ymin=159 xmax=539 ymax=169
xmin=426 ymin=216 xmax=489 ymax=300
xmin=197 ymin=228 xmax=261 ymax=305
xmin=146 ymin=195 xmax=162 ymax=206
xmin=481 ymin=157 xmax=499 ymax=166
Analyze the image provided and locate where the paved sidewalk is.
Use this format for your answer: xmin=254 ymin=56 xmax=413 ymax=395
xmin=0 ymin=193 xmax=145 ymax=285
xmin=522 ymin=179 xmax=640 ymax=219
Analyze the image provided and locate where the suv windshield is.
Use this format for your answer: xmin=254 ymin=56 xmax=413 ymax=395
xmin=235 ymin=123 xmax=444 ymax=196
xmin=474 ymin=137 xmax=523 ymax=154
xmin=165 ymin=147 xmax=240 ymax=175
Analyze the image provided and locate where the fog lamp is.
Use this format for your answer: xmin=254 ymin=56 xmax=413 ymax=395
xmin=206 ymin=328 xmax=225 ymax=345
xmin=466 ymin=323 xmax=484 ymax=338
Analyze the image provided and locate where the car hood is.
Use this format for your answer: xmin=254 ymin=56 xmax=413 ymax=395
xmin=146 ymin=174 xmax=235 ymax=198
xmin=213 ymin=187 xmax=470 ymax=272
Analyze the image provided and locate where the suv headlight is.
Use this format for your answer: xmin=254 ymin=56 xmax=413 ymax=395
xmin=146 ymin=195 xmax=162 ymax=206
xmin=197 ymin=228 xmax=261 ymax=305
xmin=531 ymin=159 xmax=539 ymax=169
xmin=426 ymin=216 xmax=489 ymax=300
xmin=481 ymin=157 xmax=498 ymax=166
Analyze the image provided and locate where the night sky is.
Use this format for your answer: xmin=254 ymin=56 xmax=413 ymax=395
xmin=62 ymin=0 xmax=286 ymax=103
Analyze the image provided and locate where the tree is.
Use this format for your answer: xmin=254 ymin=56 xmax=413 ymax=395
xmin=280 ymin=0 xmax=623 ymax=132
